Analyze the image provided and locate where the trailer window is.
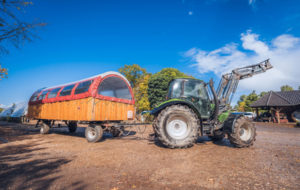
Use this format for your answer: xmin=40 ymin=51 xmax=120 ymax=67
xmin=60 ymin=84 xmax=75 ymax=96
xmin=75 ymin=80 xmax=93 ymax=95
xmin=48 ymin=88 xmax=61 ymax=99
xmin=98 ymin=77 xmax=132 ymax=100
xmin=38 ymin=90 xmax=49 ymax=100
xmin=30 ymin=91 xmax=41 ymax=102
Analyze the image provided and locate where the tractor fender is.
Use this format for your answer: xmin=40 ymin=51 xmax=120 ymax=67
xmin=222 ymin=113 xmax=244 ymax=133
xmin=150 ymin=100 xmax=202 ymax=120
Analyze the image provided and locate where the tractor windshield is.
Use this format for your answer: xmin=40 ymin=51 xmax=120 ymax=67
xmin=167 ymin=79 xmax=208 ymax=100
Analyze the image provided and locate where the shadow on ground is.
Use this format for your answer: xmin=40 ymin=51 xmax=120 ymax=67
xmin=0 ymin=141 xmax=86 ymax=190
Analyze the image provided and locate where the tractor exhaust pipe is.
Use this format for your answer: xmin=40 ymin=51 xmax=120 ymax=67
xmin=209 ymin=79 xmax=219 ymax=124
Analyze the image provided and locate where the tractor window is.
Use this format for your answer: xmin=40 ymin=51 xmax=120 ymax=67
xmin=75 ymin=80 xmax=93 ymax=95
xmin=183 ymin=80 xmax=208 ymax=100
xmin=48 ymin=88 xmax=61 ymax=99
xmin=38 ymin=90 xmax=49 ymax=100
xmin=60 ymin=84 xmax=75 ymax=96
xmin=167 ymin=80 xmax=182 ymax=99
xmin=98 ymin=76 xmax=132 ymax=100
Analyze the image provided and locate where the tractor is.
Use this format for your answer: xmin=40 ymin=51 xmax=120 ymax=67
xmin=150 ymin=59 xmax=273 ymax=148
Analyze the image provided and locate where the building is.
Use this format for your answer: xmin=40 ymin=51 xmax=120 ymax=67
xmin=250 ymin=90 xmax=300 ymax=123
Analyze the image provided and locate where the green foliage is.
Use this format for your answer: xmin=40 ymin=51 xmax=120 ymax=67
xmin=298 ymin=86 xmax=300 ymax=90
xmin=148 ymin=68 xmax=193 ymax=108
xmin=118 ymin=64 xmax=151 ymax=113
xmin=280 ymin=85 xmax=294 ymax=92
xmin=237 ymin=91 xmax=258 ymax=112
xmin=0 ymin=107 xmax=3 ymax=113
xmin=259 ymin=91 xmax=268 ymax=97
xmin=135 ymin=74 xmax=151 ymax=112
xmin=118 ymin=64 xmax=146 ymax=88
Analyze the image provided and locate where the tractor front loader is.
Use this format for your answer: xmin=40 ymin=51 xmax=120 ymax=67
xmin=150 ymin=59 xmax=273 ymax=148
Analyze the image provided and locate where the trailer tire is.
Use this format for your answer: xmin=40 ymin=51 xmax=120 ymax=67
xmin=228 ymin=116 xmax=256 ymax=148
xmin=209 ymin=130 xmax=225 ymax=142
xmin=68 ymin=121 xmax=77 ymax=133
xmin=85 ymin=125 xmax=103 ymax=143
xmin=40 ymin=122 xmax=50 ymax=134
xmin=153 ymin=105 xmax=199 ymax=148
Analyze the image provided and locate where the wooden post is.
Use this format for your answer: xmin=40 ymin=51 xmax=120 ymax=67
xmin=255 ymin=108 xmax=259 ymax=121
xmin=276 ymin=108 xmax=281 ymax=124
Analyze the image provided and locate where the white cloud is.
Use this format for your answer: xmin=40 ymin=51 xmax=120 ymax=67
xmin=248 ymin=0 xmax=256 ymax=5
xmin=184 ymin=30 xmax=300 ymax=93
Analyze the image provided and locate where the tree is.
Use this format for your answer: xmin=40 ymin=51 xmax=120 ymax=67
xmin=118 ymin=64 xmax=151 ymax=113
xmin=259 ymin=91 xmax=268 ymax=97
xmin=298 ymin=86 xmax=300 ymax=90
xmin=118 ymin=64 xmax=146 ymax=88
xmin=148 ymin=68 xmax=193 ymax=108
xmin=237 ymin=91 xmax=258 ymax=112
xmin=280 ymin=85 xmax=294 ymax=92
xmin=0 ymin=0 xmax=46 ymax=79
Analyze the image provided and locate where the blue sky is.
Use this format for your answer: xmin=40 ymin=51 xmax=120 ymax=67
xmin=1 ymin=0 xmax=300 ymax=106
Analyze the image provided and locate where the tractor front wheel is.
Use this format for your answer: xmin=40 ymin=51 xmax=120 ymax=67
xmin=153 ymin=105 xmax=199 ymax=148
xmin=228 ymin=116 xmax=256 ymax=148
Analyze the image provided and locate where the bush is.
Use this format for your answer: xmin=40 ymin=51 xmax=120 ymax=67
xmin=148 ymin=68 xmax=193 ymax=108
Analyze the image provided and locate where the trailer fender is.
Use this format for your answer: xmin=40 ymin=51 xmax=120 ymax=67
xmin=150 ymin=99 xmax=202 ymax=119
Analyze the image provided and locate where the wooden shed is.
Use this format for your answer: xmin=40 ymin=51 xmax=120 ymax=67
xmin=27 ymin=71 xmax=135 ymax=122
xmin=250 ymin=90 xmax=300 ymax=123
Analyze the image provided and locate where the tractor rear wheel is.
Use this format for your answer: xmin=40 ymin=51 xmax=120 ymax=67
xmin=85 ymin=124 xmax=103 ymax=143
xmin=153 ymin=105 xmax=199 ymax=148
xmin=228 ymin=116 xmax=256 ymax=148
xmin=68 ymin=121 xmax=77 ymax=133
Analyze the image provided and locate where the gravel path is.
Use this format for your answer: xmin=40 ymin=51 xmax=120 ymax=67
xmin=0 ymin=121 xmax=299 ymax=190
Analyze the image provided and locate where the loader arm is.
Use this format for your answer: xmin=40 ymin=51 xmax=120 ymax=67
xmin=216 ymin=59 xmax=273 ymax=111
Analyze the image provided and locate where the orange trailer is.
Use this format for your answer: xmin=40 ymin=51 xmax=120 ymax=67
xmin=28 ymin=71 xmax=135 ymax=142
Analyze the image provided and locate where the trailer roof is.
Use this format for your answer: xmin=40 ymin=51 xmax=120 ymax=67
xmin=44 ymin=71 xmax=130 ymax=90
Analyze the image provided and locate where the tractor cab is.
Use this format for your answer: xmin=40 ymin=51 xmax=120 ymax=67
xmin=166 ymin=78 xmax=211 ymax=118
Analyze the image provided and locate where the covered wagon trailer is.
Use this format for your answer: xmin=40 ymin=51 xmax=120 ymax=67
xmin=28 ymin=71 xmax=135 ymax=142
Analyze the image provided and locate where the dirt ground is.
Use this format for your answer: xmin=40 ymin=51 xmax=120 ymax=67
xmin=0 ymin=121 xmax=299 ymax=190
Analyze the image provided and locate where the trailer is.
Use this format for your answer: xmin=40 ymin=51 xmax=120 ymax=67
xmin=28 ymin=71 xmax=136 ymax=142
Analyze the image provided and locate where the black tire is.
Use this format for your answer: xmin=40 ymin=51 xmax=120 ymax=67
xmin=153 ymin=105 xmax=200 ymax=148
xmin=68 ymin=121 xmax=77 ymax=133
xmin=228 ymin=116 xmax=256 ymax=148
xmin=209 ymin=130 xmax=225 ymax=142
xmin=40 ymin=122 xmax=50 ymax=134
xmin=111 ymin=127 xmax=122 ymax=137
xmin=85 ymin=124 xmax=103 ymax=143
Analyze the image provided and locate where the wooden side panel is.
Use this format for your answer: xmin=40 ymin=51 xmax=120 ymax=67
xmin=93 ymin=100 xmax=135 ymax=121
xmin=27 ymin=98 xmax=134 ymax=121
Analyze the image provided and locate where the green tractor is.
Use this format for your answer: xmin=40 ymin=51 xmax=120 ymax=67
xmin=150 ymin=59 xmax=273 ymax=148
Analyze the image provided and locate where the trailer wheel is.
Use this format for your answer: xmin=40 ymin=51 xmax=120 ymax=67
xmin=228 ymin=116 xmax=256 ymax=148
xmin=153 ymin=105 xmax=199 ymax=148
xmin=85 ymin=125 xmax=103 ymax=143
xmin=209 ymin=130 xmax=225 ymax=142
xmin=68 ymin=121 xmax=77 ymax=133
xmin=40 ymin=121 xmax=50 ymax=134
